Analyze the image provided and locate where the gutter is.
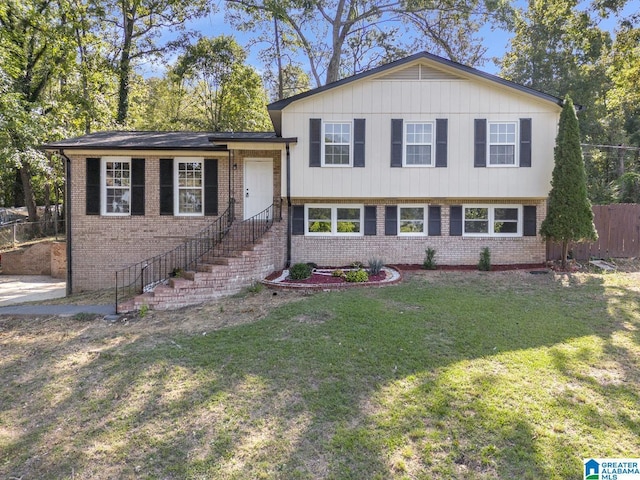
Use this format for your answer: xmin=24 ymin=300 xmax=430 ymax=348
xmin=58 ymin=149 xmax=73 ymax=295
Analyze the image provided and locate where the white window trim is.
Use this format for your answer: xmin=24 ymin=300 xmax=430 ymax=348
xmin=463 ymin=205 xmax=522 ymax=237
xmin=403 ymin=121 xmax=434 ymax=167
xmin=101 ymin=156 xmax=131 ymax=216
xmin=398 ymin=205 xmax=428 ymax=236
xmin=322 ymin=121 xmax=353 ymax=167
xmin=305 ymin=204 xmax=364 ymax=236
xmin=487 ymin=121 xmax=518 ymax=167
xmin=174 ymin=157 xmax=204 ymax=217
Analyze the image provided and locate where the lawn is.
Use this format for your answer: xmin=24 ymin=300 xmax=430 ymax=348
xmin=1 ymin=269 xmax=639 ymax=479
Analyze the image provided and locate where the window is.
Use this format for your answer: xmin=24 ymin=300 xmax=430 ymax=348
xmin=306 ymin=205 xmax=362 ymax=235
xmin=323 ymin=122 xmax=351 ymax=166
xmin=398 ymin=206 xmax=426 ymax=235
xmin=464 ymin=205 xmax=521 ymax=236
xmin=488 ymin=122 xmax=517 ymax=165
xmin=102 ymin=157 xmax=130 ymax=215
xmin=404 ymin=122 xmax=433 ymax=166
xmin=176 ymin=159 xmax=203 ymax=215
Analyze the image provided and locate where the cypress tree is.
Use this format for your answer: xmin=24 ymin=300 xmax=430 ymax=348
xmin=540 ymin=95 xmax=598 ymax=269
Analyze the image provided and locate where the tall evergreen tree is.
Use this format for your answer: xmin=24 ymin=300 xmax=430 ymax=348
xmin=540 ymin=96 xmax=598 ymax=269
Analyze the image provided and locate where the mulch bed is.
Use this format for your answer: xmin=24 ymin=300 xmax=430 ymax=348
xmin=281 ymin=271 xmax=387 ymax=285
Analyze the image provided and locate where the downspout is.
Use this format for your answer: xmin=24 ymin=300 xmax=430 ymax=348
xmin=228 ymin=149 xmax=233 ymax=220
xmin=59 ymin=149 xmax=72 ymax=295
xmin=285 ymin=143 xmax=291 ymax=268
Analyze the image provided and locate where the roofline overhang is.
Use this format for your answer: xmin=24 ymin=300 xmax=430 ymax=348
xmin=43 ymin=145 xmax=231 ymax=152
xmin=207 ymin=136 xmax=298 ymax=144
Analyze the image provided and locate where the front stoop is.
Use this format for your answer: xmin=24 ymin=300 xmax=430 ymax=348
xmin=118 ymin=226 xmax=283 ymax=312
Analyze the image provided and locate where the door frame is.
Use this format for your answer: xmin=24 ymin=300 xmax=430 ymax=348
xmin=243 ymin=158 xmax=274 ymax=219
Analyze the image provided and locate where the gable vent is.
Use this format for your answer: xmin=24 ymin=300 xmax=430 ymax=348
xmin=377 ymin=63 xmax=462 ymax=81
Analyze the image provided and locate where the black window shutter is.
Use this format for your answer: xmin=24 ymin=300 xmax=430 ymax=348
xmin=450 ymin=206 xmax=463 ymax=236
xmin=385 ymin=206 xmax=397 ymax=235
xmin=204 ymin=159 xmax=218 ymax=216
xmin=520 ymin=118 xmax=532 ymax=167
xmin=428 ymin=206 xmax=441 ymax=236
xmin=391 ymin=119 xmax=403 ymax=167
xmin=86 ymin=157 xmax=100 ymax=215
xmin=435 ymin=119 xmax=448 ymax=167
xmin=292 ymin=205 xmax=305 ymax=235
xmin=523 ymin=205 xmax=537 ymax=236
xmin=159 ymin=158 xmax=174 ymax=215
xmin=131 ymin=158 xmax=145 ymax=216
xmin=309 ymin=119 xmax=321 ymax=167
xmin=364 ymin=206 xmax=376 ymax=235
xmin=354 ymin=118 xmax=366 ymax=167
xmin=474 ymin=119 xmax=487 ymax=167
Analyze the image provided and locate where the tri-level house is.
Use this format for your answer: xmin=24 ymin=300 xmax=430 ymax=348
xmin=45 ymin=52 xmax=563 ymax=311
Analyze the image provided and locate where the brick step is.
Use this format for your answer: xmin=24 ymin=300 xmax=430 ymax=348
xmin=117 ymin=223 xmax=281 ymax=313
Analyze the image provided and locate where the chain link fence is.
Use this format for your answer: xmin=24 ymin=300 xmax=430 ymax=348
xmin=0 ymin=219 xmax=66 ymax=251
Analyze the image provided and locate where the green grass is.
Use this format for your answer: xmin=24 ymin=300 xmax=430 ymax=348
xmin=1 ymin=271 xmax=639 ymax=479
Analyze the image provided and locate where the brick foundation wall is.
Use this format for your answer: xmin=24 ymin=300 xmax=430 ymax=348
xmin=50 ymin=242 xmax=67 ymax=279
xmin=290 ymin=202 xmax=547 ymax=267
xmin=1 ymin=241 xmax=67 ymax=276
xmin=69 ymin=150 xmax=282 ymax=292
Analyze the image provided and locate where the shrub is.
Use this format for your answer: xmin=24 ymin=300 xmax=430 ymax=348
xmin=350 ymin=261 xmax=364 ymax=269
xmin=478 ymin=247 xmax=491 ymax=271
xmin=423 ymin=248 xmax=437 ymax=270
xmin=345 ymin=269 xmax=369 ymax=283
xmin=332 ymin=269 xmax=345 ymax=277
xmin=289 ymin=262 xmax=312 ymax=280
xmin=368 ymin=258 xmax=384 ymax=276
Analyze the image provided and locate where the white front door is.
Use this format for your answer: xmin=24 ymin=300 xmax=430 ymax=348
xmin=243 ymin=158 xmax=274 ymax=219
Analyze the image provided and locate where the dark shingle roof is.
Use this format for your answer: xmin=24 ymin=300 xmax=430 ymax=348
xmin=43 ymin=130 xmax=295 ymax=151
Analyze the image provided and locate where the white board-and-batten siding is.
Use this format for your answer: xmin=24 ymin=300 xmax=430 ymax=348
xmin=281 ymin=66 xmax=561 ymax=200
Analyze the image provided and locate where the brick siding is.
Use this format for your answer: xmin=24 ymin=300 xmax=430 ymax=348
xmin=68 ymin=150 xmax=281 ymax=292
xmin=290 ymin=202 xmax=547 ymax=267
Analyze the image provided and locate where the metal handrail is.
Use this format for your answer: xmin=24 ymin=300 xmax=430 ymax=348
xmin=115 ymin=199 xmax=281 ymax=312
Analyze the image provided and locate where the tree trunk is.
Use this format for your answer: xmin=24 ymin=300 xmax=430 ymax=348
xmin=274 ymin=17 xmax=284 ymax=100
xmin=116 ymin=5 xmax=135 ymax=125
xmin=19 ymin=163 xmax=38 ymax=222
xmin=12 ymin=169 xmax=24 ymax=207
xmin=561 ymin=240 xmax=569 ymax=270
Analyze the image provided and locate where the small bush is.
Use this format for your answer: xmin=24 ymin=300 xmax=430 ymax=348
xmin=368 ymin=258 xmax=384 ymax=276
xmin=350 ymin=261 xmax=364 ymax=269
xmin=345 ymin=269 xmax=369 ymax=283
xmin=247 ymin=282 xmax=264 ymax=294
xmin=423 ymin=248 xmax=437 ymax=270
xmin=289 ymin=262 xmax=312 ymax=280
xmin=478 ymin=247 xmax=491 ymax=271
xmin=332 ymin=269 xmax=345 ymax=277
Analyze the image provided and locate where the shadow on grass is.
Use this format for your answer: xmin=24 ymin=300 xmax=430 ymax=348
xmin=1 ymin=272 xmax=639 ymax=479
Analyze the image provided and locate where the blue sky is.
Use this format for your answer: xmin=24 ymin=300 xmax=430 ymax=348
xmin=148 ymin=1 xmax=636 ymax=80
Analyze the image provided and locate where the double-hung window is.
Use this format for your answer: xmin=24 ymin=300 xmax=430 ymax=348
xmin=176 ymin=159 xmax=203 ymax=215
xmin=404 ymin=122 xmax=433 ymax=166
xmin=323 ymin=122 xmax=351 ymax=166
xmin=398 ymin=206 xmax=426 ymax=235
xmin=488 ymin=122 xmax=517 ymax=166
xmin=464 ymin=205 xmax=521 ymax=236
xmin=306 ymin=205 xmax=362 ymax=235
xmin=102 ymin=157 xmax=131 ymax=215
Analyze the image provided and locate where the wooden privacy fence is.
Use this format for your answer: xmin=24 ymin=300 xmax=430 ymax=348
xmin=547 ymin=204 xmax=640 ymax=260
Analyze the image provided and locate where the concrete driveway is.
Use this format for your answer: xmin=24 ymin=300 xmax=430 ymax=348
xmin=0 ymin=275 xmax=66 ymax=306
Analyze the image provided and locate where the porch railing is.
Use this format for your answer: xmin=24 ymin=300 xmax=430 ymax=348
xmin=115 ymin=199 xmax=281 ymax=312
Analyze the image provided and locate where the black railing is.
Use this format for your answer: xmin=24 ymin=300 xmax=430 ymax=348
xmin=115 ymin=199 xmax=281 ymax=312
